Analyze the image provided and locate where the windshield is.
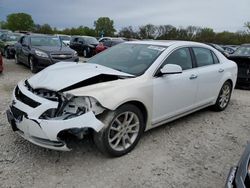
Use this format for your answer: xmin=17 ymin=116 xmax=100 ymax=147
xmin=85 ymin=37 xmax=98 ymax=44
xmin=87 ymin=43 xmax=166 ymax=76
xmin=60 ymin=35 xmax=71 ymax=41
xmin=234 ymin=46 xmax=250 ymax=56
xmin=30 ymin=36 xmax=61 ymax=46
xmin=6 ymin=34 xmax=22 ymax=42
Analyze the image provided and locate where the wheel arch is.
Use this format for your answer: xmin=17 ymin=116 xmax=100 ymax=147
xmin=116 ymin=100 xmax=148 ymax=129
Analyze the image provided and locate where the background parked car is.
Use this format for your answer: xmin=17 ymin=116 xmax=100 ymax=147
xmin=70 ymin=36 xmax=99 ymax=57
xmin=0 ymin=29 xmax=12 ymax=37
xmin=206 ymin=43 xmax=229 ymax=57
xmin=225 ymin=142 xmax=250 ymax=188
xmin=95 ymin=38 xmax=124 ymax=54
xmin=228 ymin=44 xmax=250 ymax=88
xmin=222 ymin=46 xmax=236 ymax=54
xmin=0 ymin=52 xmax=3 ymax=73
xmin=15 ymin=34 xmax=79 ymax=73
xmin=0 ymin=33 xmax=23 ymax=59
xmin=56 ymin=34 xmax=71 ymax=46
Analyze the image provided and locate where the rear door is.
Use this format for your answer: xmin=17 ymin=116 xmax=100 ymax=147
xmin=192 ymin=47 xmax=223 ymax=106
xmin=19 ymin=36 xmax=30 ymax=64
xmin=70 ymin=37 xmax=79 ymax=52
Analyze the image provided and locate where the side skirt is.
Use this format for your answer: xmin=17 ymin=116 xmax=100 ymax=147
xmin=150 ymin=102 xmax=214 ymax=130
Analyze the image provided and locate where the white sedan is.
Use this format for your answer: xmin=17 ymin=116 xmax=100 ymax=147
xmin=6 ymin=41 xmax=237 ymax=157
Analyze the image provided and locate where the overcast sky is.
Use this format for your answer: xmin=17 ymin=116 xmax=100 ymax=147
xmin=0 ymin=0 xmax=249 ymax=32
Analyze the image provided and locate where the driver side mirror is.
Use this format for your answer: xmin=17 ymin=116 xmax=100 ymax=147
xmin=160 ymin=64 xmax=182 ymax=75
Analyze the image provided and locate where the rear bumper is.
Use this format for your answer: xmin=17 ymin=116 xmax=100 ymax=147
xmin=236 ymin=77 xmax=250 ymax=88
xmin=225 ymin=143 xmax=250 ymax=188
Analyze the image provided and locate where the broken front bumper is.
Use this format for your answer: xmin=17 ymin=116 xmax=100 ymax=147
xmin=6 ymin=80 xmax=105 ymax=151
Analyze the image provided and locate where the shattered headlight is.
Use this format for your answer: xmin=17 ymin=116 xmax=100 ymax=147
xmin=40 ymin=94 xmax=105 ymax=120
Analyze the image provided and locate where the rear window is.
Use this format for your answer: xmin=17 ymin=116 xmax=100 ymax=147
xmin=193 ymin=47 xmax=214 ymax=67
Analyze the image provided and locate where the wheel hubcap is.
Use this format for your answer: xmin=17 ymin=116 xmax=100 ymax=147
xmin=15 ymin=55 xmax=18 ymax=63
xmin=108 ymin=112 xmax=140 ymax=151
xmin=219 ymin=84 xmax=230 ymax=108
xmin=30 ymin=59 xmax=34 ymax=70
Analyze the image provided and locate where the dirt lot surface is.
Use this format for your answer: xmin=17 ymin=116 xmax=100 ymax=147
xmin=0 ymin=58 xmax=249 ymax=188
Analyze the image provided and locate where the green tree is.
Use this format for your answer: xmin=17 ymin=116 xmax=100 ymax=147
xmin=34 ymin=24 xmax=53 ymax=34
xmin=195 ymin=28 xmax=215 ymax=43
xmin=245 ymin=22 xmax=250 ymax=33
xmin=5 ymin=13 xmax=34 ymax=31
xmin=139 ymin=24 xmax=157 ymax=39
xmin=0 ymin=20 xmax=7 ymax=29
xmin=119 ymin=26 xmax=138 ymax=39
xmin=94 ymin=17 xmax=116 ymax=37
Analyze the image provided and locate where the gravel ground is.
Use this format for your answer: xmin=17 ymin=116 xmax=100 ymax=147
xmin=0 ymin=58 xmax=249 ymax=188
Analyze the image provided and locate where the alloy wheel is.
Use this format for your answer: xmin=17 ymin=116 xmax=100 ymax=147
xmin=15 ymin=54 xmax=18 ymax=64
xmin=83 ymin=50 xmax=87 ymax=57
xmin=108 ymin=112 xmax=140 ymax=152
xmin=218 ymin=84 xmax=231 ymax=108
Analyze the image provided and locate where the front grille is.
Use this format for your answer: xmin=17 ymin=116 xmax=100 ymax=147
xmin=50 ymin=53 xmax=73 ymax=60
xmin=10 ymin=105 xmax=27 ymax=120
xmin=15 ymin=86 xmax=41 ymax=108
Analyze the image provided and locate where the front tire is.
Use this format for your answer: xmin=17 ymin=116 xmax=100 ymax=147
xmin=83 ymin=49 xmax=88 ymax=58
xmin=15 ymin=54 xmax=20 ymax=64
xmin=94 ymin=104 xmax=145 ymax=157
xmin=4 ymin=49 xmax=10 ymax=59
xmin=29 ymin=56 xmax=38 ymax=73
xmin=212 ymin=81 xmax=232 ymax=111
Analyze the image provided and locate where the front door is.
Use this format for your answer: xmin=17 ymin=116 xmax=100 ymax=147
xmin=152 ymin=47 xmax=198 ymax=125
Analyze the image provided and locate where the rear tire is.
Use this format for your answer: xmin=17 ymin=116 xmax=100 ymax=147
xmin=4 ymin=49 xmax=10 ymax=59
xmin=94 ymin=104 xmax=145 ymax=157
xmin=15 ymin=54 xmax=20 ymax=64
xmin=212 ymin=81 xmax=232 ymax=111
xmin=29 ymin=56 xmax=38 ymax=73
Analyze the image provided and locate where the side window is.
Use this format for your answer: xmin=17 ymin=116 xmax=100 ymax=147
xmin=78 ymin=38 xmax=84 ymax=44
xmin=73 ymin=37 xmax=78 ymax=43
xmin=162 ymin=48 xmax=193 ymax=70
xmin=104 ymin=40 xmax=111 ymax=47
xmin=193 ymin=47 xmax=214 ymax=67
xmin=211 ymin=51 xmax=220 ymax=64
xmin=22 ymin=36 xmax=29 ymax=46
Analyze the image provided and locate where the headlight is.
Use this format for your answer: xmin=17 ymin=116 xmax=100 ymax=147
xmin=40 ymin=95 xmax=105 ymax=120
xmin=73 ymin=51 xmax=78 ymax=56
xmin=35 ymin=50 xmax=49 ymax=58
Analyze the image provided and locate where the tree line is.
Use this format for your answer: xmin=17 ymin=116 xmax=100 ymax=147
xmin=1 ymin=13 xmax=250 ymax=45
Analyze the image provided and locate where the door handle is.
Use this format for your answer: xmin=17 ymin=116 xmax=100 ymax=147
xmin=189 ymin=74 xmax=198 ymax=80
xmin=218 ymin=68 xmax=224 ymax=73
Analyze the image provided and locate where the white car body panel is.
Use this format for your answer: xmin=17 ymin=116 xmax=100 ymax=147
xmin=28 ymin=62 xmax=133 ymax=91
xmin=7 ymin=40 xmax=237 ymax=151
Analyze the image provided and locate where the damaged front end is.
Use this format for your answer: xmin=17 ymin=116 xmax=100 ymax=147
xmin=7 ymin=80 xmax=107 ymax=151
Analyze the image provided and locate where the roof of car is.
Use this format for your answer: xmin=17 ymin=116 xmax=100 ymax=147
xmin=242 ymin=43 xmax=250 ymax=47
xmin=126 ymin=40 xmax=205 ymax=47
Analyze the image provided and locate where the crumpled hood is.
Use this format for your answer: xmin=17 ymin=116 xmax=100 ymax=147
xmin=28 ymin=62 xmax=134 ymax=91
